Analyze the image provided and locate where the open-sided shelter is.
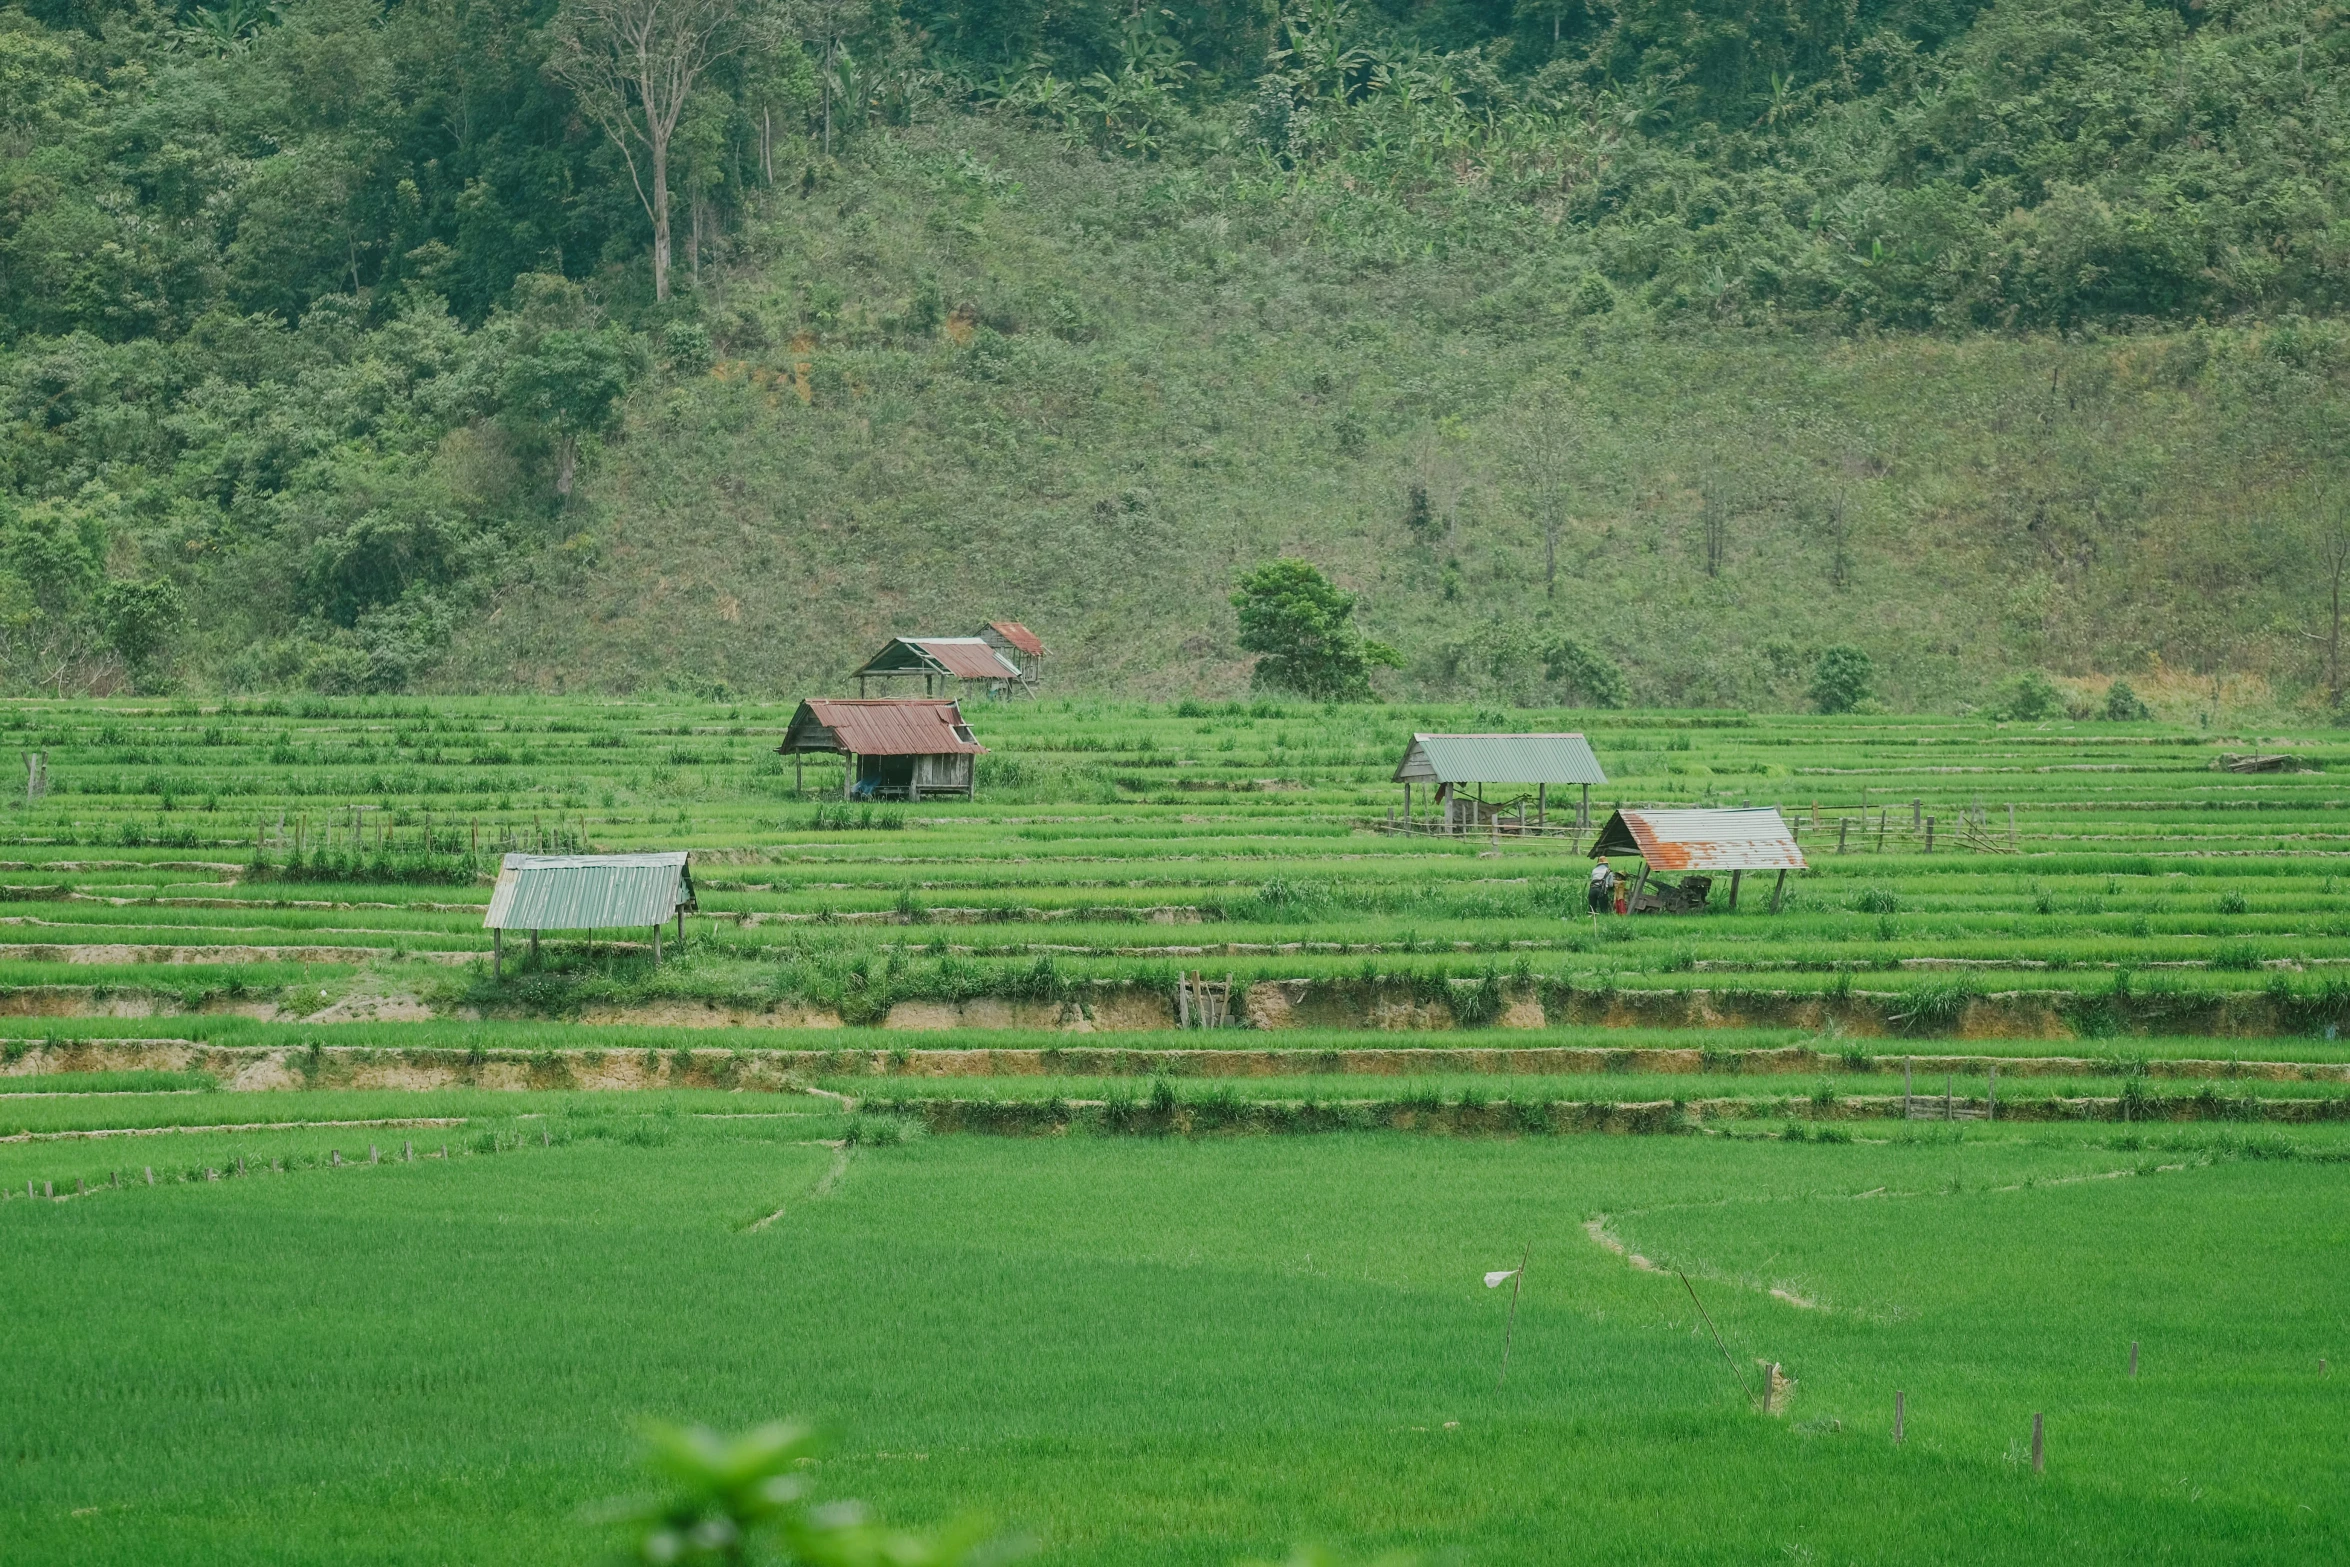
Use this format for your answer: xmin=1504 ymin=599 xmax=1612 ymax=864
xmin=483 ymin=851 xmax=695 ymax=974
xmin=852 ymin=636 xmax=1022 ymax=698
xmin=777 ymin=698 xmax=983 ymax=801
xmin=1588 ymin=806 xmax=1806 ymax=913
xmin=976 ymin=622 xmax=1045 ymax=692
xmin=1391 ymin=733 xmax=1607 ymax=832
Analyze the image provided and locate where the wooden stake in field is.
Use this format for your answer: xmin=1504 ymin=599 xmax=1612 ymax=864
xmin=2129 ymin=1340 xmax=2138 ymax=1378
xmin=1486 ymin=1245 xmax=1530 ymax=1389
xmin=1894 ymin=1389 xmax=1905 ymax=1444
xmin=2031 ymin=1412 xmax=2045 ymax=1472
xmin=1678 ymin=1270 xmax=1760 ymax=1407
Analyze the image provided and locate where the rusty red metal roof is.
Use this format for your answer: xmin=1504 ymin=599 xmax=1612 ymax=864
xmin=1590 ymin=808 xmax=1807 ymax=872
xmin=780 ymin=699 xmax=984 ymax=757
xmin=853 ymin=637 xmax=1022 ymax=681
xmin=988 ymin=621 xmax=1044 ymax=657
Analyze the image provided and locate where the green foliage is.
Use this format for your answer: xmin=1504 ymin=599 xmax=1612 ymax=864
xmin=1231 ymin=559 xmax=1400 ymax=702
xmin=2103 ymin=680 xmax=2153 ymax=721
xmin=1994 ymin=671 xmax=2063 ymax=722
xmin=1543 ymin=638 xmax=1628 ymax=709
xmin=604 ymin=1420 xmax=998 ymax=1565
xmin=1808 ymin=646 xmax=1874 ymax=714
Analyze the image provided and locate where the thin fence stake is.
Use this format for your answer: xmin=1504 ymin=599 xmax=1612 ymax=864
xmin=2031 ymin=1412 xmax=2045 ymax=1472
xmin=404 ymin=1141 xmax=413 ymax=1162
xmin=1678 ymin=1270 xmax=1761 ymax=1406
xmin=1894 ymin=1389 xmax=1905 ymax=1444
xmin=331 ymin=1149 xmax=341 ymax=1167
xmin=44 ymin=1180 xmax=53 ymax=1199
xmin=1988 ymin=1062 xmax=1997 ymax=1121
xmin=2129 ymin=1341 xmax=2138 ymax=1378
xmin=1497 ymin=1242 xmax=1530 ymax=1390
xmin=144 ymin=1166 xmax=153 ymax=1185
xmin=369 ymin=1144 xmax=379 ymax=1165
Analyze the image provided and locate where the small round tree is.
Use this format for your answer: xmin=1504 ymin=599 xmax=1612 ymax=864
xmin=1809 ymin=644 xmax=1874 ymax=714
xmin=1230 ymin=559 xmax=1400 ymax=701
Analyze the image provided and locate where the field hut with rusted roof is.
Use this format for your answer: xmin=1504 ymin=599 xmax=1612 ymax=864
xmin=777 ymin=698 xmax=984 ymax=801
xmin=976 ymin=622 xmax=1045 ymax=692
xmin=1588 ymin=806 xmax=1806 ymax=914
xmin=852 ymin=636 xmax=1023 ymax=698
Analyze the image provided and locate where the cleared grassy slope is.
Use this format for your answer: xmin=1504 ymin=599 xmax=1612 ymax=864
xmin=438 ymin=118 xmax=2320 ymax=711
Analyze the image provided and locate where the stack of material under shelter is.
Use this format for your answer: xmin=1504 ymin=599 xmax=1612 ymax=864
xmin=777 ymin=698 xmax=984 ymax=801
xmin=1390 ymin=733 xmax=1608 ymax=833
xmin=482 ymin=851 xmax=696 ymax=973
xmin=1587 ymin=807 xmax=1806 ymax=914
xmin=852 ymin=636 xmax=1024 ymax=698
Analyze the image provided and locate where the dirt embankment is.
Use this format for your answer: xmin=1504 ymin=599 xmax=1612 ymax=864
xmin=0 ymin=974 xmax=2339 ymax=1038
xmin=8 ymin=1039 xmax=2347 ymax=1095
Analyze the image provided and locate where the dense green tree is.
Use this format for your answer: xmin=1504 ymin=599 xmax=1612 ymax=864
xmin=1232 ymin=559 xmax=1401 ymax=701
xmin=1809 ymin=645 xmax=1875 ymax=713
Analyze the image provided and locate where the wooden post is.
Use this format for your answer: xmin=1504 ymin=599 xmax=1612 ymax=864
xmin=369 ymin=1144 xmax=379 ymax=1165
xmin=653 ymin=923 xmax=662 ymax=964
xmin=677 ymin=908 xmax=685 ymax=944
xmin=1877 ymin=811 xmax=1887 ymax=852
xmin=1912 ymin=798 xmax=1922 ymax=829
xmin=1987 ymin=1061 xmax=1997 ymax=1121
xmin=1944 ymin=1074 xmax=1953 ymax=1120
xmin=1768 ymin=868 xmax=1788 ymax=914
xmin=1925 ymin=816 xmax=1935 ymax=853
xmin=2031 ymin=1412 xmax=2044 ymax=1472
xmin=1811 ymin=800 xmax=1819 ymax=828
xmin=1630 ymin=866 xmax=1649 ymax=912
xmin=2129 ymin=1341 xmax=2138 ymax=1378
xmin=1580 ymin=783 xmax=1590 ymax=828
xmin=144 ymin=1166 xmax=153 ymax=1185
xmin=44 ymin=1180 xmax=53 ymax=1198
xmin=1894 ymin=1389 xmax=1905 ymax=1444
xmin=795 ymin=753 xmax=804 ymax=796
xmin=1178 ymin=972 xmax=1190 ymax=1029
xmin=2009 ymin=801 xmax=2018 ymax=849
xmin=1403 ymin=782 xmax=1412 ymax=827
xmin=1728 ymin=869 xmax=1742 ymax=911
xmin=1537 ymin=784 xmax=1546 ymax=828
xmin=331 ymin=1149 xmax=341 ymax=1168
xmin=404 ymin=1141 xmax=413 ymax=1162
xmin=493 ymin=927 xmax=501 ymax=980
xmin=1837 ymin=817 xmax=1849 ymax=854
xmin=844 ymin=752 xmax=855 ymax=800
xmin=1904 ymin=1058 xmax=1913 ymax=1119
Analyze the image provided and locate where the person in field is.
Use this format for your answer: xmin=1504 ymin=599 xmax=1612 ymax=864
xmin=1588 ymin=858 xmax=1617 ymax=915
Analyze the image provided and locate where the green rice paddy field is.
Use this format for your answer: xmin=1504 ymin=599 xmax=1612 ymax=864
xmin=6 ymin=697 xmax=2350 ymax=1561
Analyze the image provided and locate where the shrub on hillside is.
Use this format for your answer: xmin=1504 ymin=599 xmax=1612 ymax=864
xmin=1994 ymin=672 xmax=2063 ymax=721
xmin=2103 ymin=680 xmax=2153 ymax=720
xmin=1808 ymin=646 xmax=1874 ymax=714
xmin=1544 ymin=637 xmax=1628 ymax=708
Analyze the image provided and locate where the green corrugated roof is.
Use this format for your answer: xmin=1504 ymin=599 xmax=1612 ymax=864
xmin=483 ymin=852 xmax=694 ymax=932
xmin=1392 ymin=733 xmax=1607 ymax=785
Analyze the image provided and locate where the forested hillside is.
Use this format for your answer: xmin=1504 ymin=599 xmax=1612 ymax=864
xmin=4 ymin=0 xmax=2348 ymax=709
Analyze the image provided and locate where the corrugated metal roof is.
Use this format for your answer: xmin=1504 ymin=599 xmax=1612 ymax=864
xmin=484 ymin=852 xmax=694 ymax=932
xmin=854 ymin=637 xmax=1021 ymax=681
xmin=779 ymin=699 xmax=985 ymax=757
xmin=987 ymin=621 xmax=1044 ymax=657
xmin=1392 ymin=733 xmax=1608 ymax=785
xmin=1589 ymin=808 xmax=1807 ymax=872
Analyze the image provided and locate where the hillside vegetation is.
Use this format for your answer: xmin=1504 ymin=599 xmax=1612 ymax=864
xmin=3 ymin=0 xmax=2348 ymax=708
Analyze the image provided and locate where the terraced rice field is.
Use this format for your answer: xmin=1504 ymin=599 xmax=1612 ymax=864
xmin=8 ymin=697 xmax=2349 ymax=1561
xmin=3 ymin=696 xmax=2348 ymax=1034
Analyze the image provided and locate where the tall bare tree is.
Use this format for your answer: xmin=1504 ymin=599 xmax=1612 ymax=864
xmin=1506 ymin=398 xmax=1582 ymax=597
xmin=547 ymin=0 xmax=745 ymax=302
xmin=2306 ymin=513 xmax=2350 ymax=711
